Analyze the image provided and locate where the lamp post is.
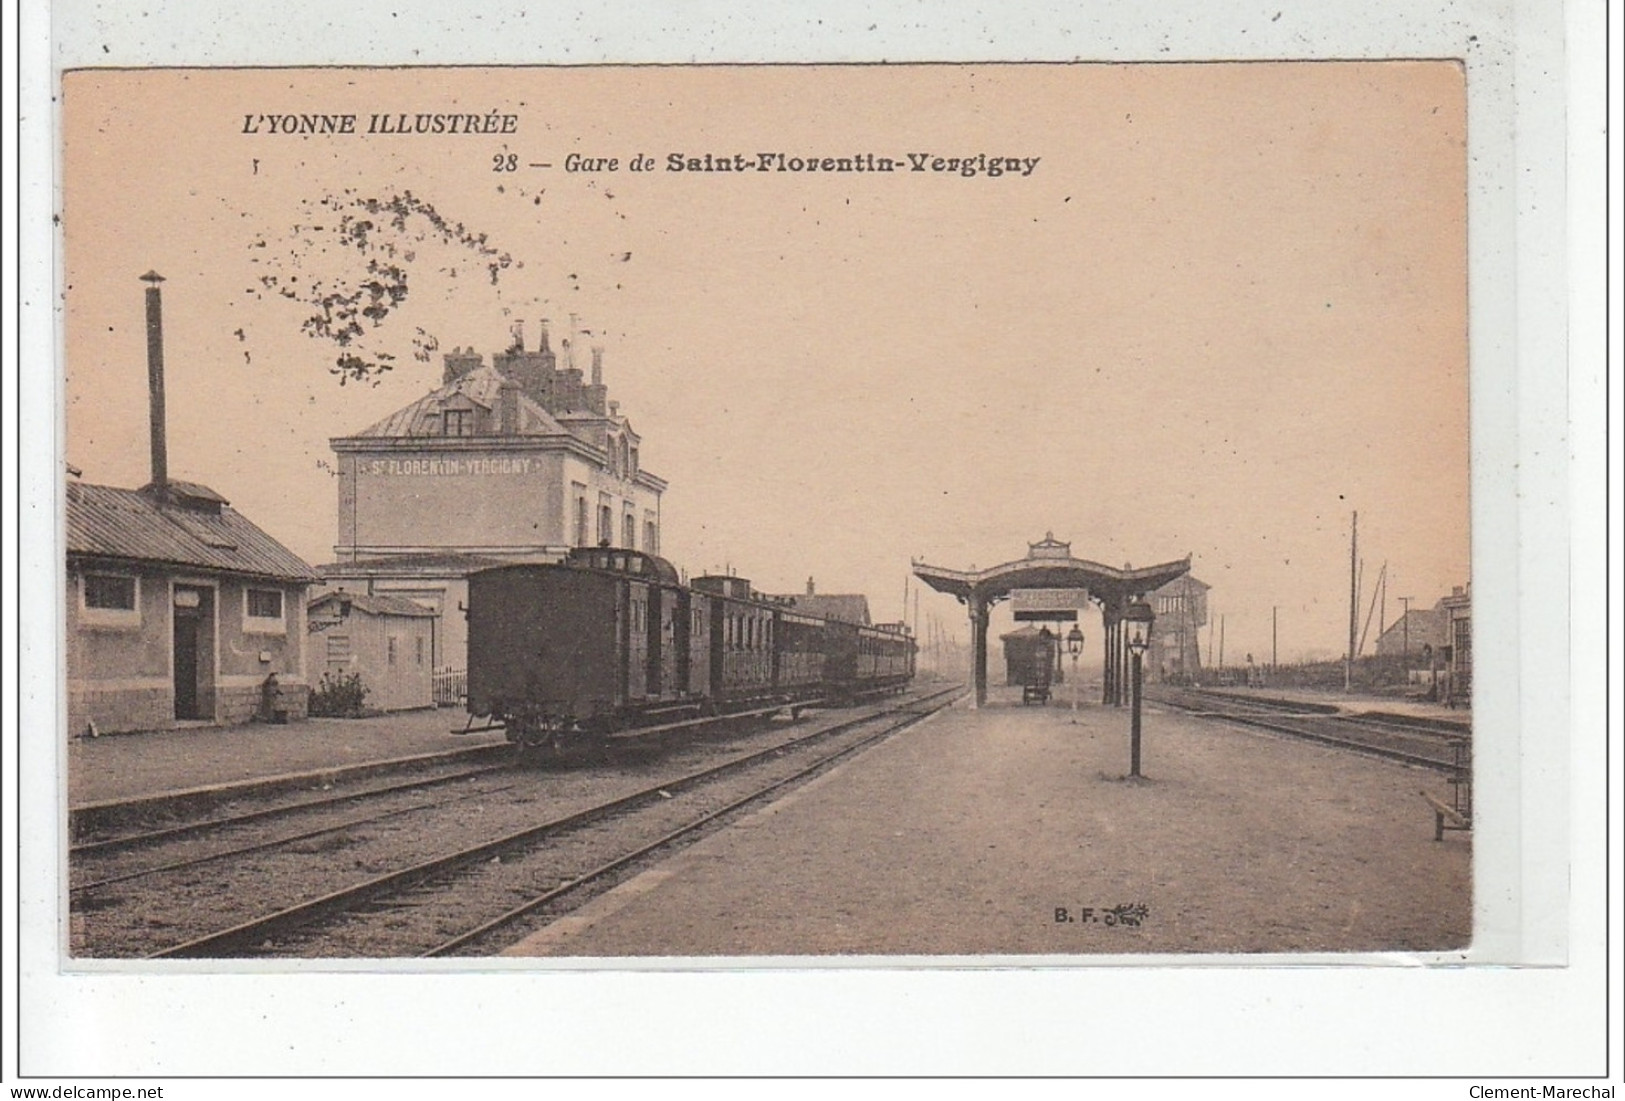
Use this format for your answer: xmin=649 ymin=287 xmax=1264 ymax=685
xmin=1066 ymin=623 xmax=1085 ymax=718
xmin=1123 ymin=600 xmax=1155 ymax=778
xmin=1037 ymin=626 xmax=1054 ymax=704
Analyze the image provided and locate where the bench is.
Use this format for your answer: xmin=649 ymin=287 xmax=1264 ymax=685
xmin=1420 ymin=790 xmax=1470 ymax=841
xmin=1022 ymin=683 xmax=1051 ymax=705
xmin=1421 ymin=737 xmax=1472 ymax=840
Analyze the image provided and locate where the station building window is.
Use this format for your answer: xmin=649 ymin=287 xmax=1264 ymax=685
xmin=573 ymin=490 xmax=589 ymax=547
xmin=645 ymin=519 xmax=658 ymax=555
xmin=442 ymin=408 xmax=474 ymax=437
xmin=623 ymin=513 xmax=636 ymax=549
xmin=598 ymin=503 xmax=613 ymax=546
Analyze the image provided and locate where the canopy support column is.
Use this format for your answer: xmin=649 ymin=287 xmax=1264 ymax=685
xmin=968 ymin=595 xmax=990 ymax=709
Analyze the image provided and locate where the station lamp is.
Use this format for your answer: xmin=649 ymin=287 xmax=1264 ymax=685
xmin=1065 ymin=624 xmax=1085 ymax=718
xmin=1122 ymin=600 xmax=1155 ymax=777
xmin=1124 ymin=600 xmax=1155 ymax=655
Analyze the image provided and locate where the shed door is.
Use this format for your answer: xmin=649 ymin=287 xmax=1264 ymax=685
xmin=172 ymin=585 xmax=212 ymax=720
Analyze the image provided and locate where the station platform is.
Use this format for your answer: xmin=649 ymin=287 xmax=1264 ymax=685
xmin=1188 ymin=684 xmax=1472 ymax=724
xmin=67 ymin=708 xmax=507 ymax=810
xmin=504 ymin=685 xmax=1472 ymax=958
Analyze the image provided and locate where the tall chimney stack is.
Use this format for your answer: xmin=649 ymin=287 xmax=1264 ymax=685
xmin=591 ymin=346 xmax=604 ymax=386
xmin=141 ymin=270 xmax=168 ymax=500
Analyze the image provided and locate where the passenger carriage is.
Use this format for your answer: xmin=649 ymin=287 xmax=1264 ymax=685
xmin=465 ymin=549 xmax=916 ymax=750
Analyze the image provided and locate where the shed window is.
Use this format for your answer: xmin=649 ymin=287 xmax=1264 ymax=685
xmin=247 ymin=589 xmax=283 ymax=618
xmin=84 ymin=573 xmax=136 ymax=611
xmin=244 ymin=588 xmax=286 ymax=634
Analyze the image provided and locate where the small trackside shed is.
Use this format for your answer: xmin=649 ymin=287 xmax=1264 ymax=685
xmin=308 ymin=590 xmax=437 ymax=712
xmin=66 ymin=478 xmax=319 ymax=736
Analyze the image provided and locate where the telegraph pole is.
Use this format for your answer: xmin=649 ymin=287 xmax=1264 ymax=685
xmin=1272 ymin=605 xmax=1278 ymax=670
xmin=1346 ymin=511 xmax=1358 ymax=692
xmin=1398 ymin=595 xmax=1414 ymax=657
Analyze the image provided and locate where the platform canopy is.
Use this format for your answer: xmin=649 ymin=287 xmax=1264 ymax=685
xmin=912 ymin=534 xmax=1191 ymax=610
xmin=912 ymin=534 xmax=1192 ymax=708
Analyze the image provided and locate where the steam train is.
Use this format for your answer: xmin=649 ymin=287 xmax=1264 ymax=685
xmin=466 ymin=546 xmax=915 ymax=747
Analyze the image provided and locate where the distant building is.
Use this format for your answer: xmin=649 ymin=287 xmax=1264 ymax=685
xmin=775 ymin=577 xmax=872 ymax=626
xmin=1148 ymin=574 xmax=1209 ymax=683
xmin=67 ymin=479 xmax=317 ymax=735
xmin=322 ymin=324 xmax=669 ymax=679
xmin=308 ymin=591 xmax=437 ymax=712
xmin=1374 ymin=601 xmax=1451 ymax=658
xmin=1440 ymin=584 xmax=1472 ymax=707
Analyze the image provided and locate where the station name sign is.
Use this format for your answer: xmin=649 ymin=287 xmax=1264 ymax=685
xmin=362 ymin=457 xmax=537 ymax=477
xmin=1012 ymin=588 xmax=1090 ymax=622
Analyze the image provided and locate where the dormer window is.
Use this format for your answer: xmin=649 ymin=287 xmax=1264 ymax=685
xmin=442 ymin=409 xmax=473 ymax=436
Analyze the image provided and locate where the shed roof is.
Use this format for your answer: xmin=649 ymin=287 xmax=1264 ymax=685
xmin=309 ymin=591 xmax=437 ymax=618
xmin=67 ymin=481 xmax=317 ymax=583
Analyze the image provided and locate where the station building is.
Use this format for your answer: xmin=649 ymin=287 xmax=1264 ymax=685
xmin=322 ymin=324 xmax=668 ymax=682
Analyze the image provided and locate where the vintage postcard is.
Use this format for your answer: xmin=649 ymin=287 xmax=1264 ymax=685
xmin=56 ymin=62 xmax=1480 ymax=967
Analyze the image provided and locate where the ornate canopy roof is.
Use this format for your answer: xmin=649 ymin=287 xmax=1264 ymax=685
xmin=912 ymin=533 xmax=1191 ymax=611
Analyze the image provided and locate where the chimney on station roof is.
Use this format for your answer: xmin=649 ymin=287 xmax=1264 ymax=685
xmin=806 ymin=576 xmax=815 ymax=595
xmin=498 ymin=377 xmax=522 ymax=435
xmin=537 ymin=319 xmax=552 ymax=353
xmin=141 ymin=270 xmax=169 ymax=502
xmin=507 ymin=319 xmax=525 ymax=353
xmin=591 ymin=346 xmax=604 ymax=386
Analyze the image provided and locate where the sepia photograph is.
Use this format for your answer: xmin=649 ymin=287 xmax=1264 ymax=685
xmin=57 ymin=61 xmax=1477 ymax=963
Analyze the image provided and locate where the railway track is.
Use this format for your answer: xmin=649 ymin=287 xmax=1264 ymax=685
xmin=71 ymin=685 xmax=960 ymax=959
xmin=1150 ymin=687 xmax=1468 ymax=771
xmin=71 ymin=759 xmax=519 ymax=862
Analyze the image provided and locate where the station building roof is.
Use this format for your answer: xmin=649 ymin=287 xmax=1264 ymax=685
xmin=318 ymin=551 xmax=514 ymax=578
xmin=347 ymin=365 xmax=571 ymax=439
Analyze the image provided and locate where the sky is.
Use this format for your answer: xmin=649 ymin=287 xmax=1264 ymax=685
xmin=62 ymin=62 xmax=1469 ymax=664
